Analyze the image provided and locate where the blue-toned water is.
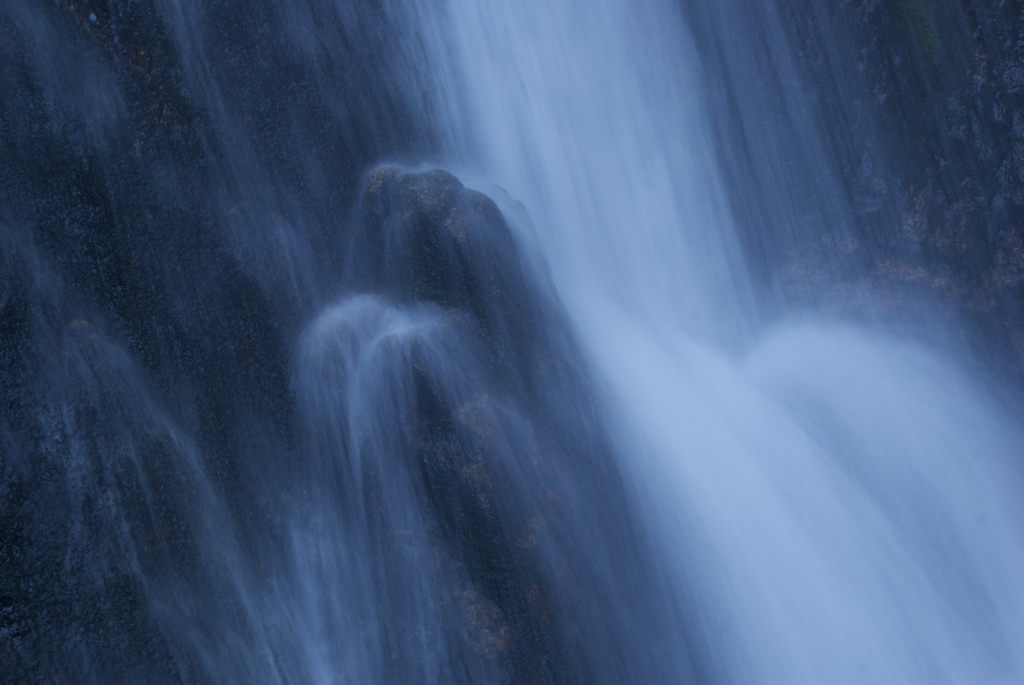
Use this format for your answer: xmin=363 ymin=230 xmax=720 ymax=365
xmin=414 ymin=0 xmax=1024 ymax=680
xmin=2 ymin=0 xmax=1023 ymax=682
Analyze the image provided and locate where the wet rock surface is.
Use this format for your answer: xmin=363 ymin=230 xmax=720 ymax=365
xmin=8 ymin=0 xmax=1022 ymax=680
xmin=690 ymin=0 xmax=1024 ymax=376
xmin=319 ymin=167 xmax=678 ymax=683
xmin=357 ymin=167 xmax=548 ymax=396
xmin=0 ymin=0 xmax=426 ymax=680
xmin=0 ymin=5 xmax=671 ymax=667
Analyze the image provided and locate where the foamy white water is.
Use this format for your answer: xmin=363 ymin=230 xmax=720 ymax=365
xmin=413 ymin=0 xmax=1024 ymax=680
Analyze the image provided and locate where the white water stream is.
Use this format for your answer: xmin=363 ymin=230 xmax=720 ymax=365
xmin=413 ymin=0 xmax=1024 ymax=680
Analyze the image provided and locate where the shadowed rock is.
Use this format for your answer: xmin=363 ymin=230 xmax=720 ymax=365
xmin=326 ymin=167 xmax=689 ymax=683
xmin=358 ymin=167 xmax=547 ymax=398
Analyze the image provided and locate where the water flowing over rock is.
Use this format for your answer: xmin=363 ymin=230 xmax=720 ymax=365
xmin=3 ymin=0 xmax=1024 ymax=682
xmin=292 ymin=166 xmax=694 ymax=682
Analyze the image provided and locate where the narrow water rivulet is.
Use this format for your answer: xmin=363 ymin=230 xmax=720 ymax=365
xmin=2 ymin=0 xmax=1024 ymax=682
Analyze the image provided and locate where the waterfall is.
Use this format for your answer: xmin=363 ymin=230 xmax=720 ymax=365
xmin=413 ymin=0 xmax=1024 ymax=681
xmin=3 ymin=0 xmax=1024 ymax=682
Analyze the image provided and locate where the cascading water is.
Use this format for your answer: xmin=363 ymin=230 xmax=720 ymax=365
xmin=413 ymin=0 xmax=1024 ymax=681
xmin=3 ymin=0 xmax=1024 ymax=682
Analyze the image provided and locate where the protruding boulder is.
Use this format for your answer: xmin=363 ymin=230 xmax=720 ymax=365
xmin=340 ymin=167 xmax=671 ymax=683
xmin=358 ymin=167 xmax=544 ymax=387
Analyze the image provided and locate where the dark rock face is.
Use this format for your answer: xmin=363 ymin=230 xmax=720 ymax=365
xmin=358 ymin=168 xmax=547 ymax=396
xmin=358 ymin=167 xmax=557 ymax=677
xmin=361 ymin=168 xmax=523 ymax=318
xmin=0 ymin=0 xmax=428 ymax=681
xmin=688 ymin=0 xmax=1024 ymax=375
xmin=0 ymin=0 xmax=682 ymax=672
xmin=318 ymin=167 xmax=685 ymax=683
